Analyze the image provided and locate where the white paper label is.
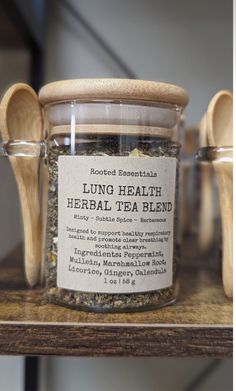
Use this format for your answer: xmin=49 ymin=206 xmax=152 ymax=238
xmin=57 ymin=156 xmax=176 ymax=293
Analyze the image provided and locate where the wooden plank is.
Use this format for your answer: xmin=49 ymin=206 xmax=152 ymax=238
xmin=0 ymin=325 xmax=232 ymax=357
xmin=0 ymin=280 xmax=232 ymax=326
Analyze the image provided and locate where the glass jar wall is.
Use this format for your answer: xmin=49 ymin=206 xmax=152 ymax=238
xmin=39 ymin=79 xmax=188 ymax=312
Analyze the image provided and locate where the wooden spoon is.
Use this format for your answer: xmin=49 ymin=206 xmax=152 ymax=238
xmin=198 ymin=114 xmax=214 ymax=252
xmin=0 ymin=83 xmax=43 ymax=287
xmin=207 ymin=90 xmax=233 ymax=298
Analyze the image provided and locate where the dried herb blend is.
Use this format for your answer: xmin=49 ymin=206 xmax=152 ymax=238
xmin=45 ymin=134 xmax=180 ymax=311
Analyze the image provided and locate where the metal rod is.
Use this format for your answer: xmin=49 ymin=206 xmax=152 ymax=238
xmin=1 ymin=0 xmax=44 ymax=49
xmin=1 ymin=0 xmax=45 ymax=90
xmin=24 ymin=356 xmax=39 ymax=391
xmin=29 ymin=37 xmax=44 ymax=91
xmin=185 ymin=359 xmax=221 ymax=391
xmin=58 ymin=0 xmax=137 ymax=79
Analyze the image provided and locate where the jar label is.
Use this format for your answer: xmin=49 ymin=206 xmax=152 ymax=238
xmin=57 ymin=156 xmax=177 ymax=293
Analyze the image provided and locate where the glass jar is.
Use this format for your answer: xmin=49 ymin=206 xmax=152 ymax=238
xmin=1 ymin=79 xmax=188 ymax=312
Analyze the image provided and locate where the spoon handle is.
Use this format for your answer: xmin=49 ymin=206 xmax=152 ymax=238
xmin=11 ymin=157 xmax=42 ymax=287
xmin=214 ymin=163 xmax=233 ymax=298
xmin=199 ymin=165 xmax=214 ymax=251
xmin=199 ymin=114 xmax=214 ymax=252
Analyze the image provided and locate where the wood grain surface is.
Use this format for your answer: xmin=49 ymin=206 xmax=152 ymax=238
xmin=0 ymin=242 xmax=232 ymax=357
xmin=39 ymin=79 xmax=188 ymax=107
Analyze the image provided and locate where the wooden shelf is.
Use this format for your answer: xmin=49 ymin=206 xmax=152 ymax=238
xmin=0 ymin=242 xmax=232 ymax=357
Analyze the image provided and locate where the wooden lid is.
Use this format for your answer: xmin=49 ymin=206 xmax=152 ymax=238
xmin=39 ymin=78 xmax=188 ymax=108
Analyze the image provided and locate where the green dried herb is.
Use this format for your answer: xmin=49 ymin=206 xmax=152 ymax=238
xmin=45 ymin=134 xmax=179 ymax=312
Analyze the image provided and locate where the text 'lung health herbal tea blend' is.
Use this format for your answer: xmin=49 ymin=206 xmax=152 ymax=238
xmin=39 ymin=79 xmax=188 ymax=312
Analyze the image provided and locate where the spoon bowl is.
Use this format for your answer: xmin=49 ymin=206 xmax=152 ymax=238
xmin=207 ymin=90 xmax=233 ymax=146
